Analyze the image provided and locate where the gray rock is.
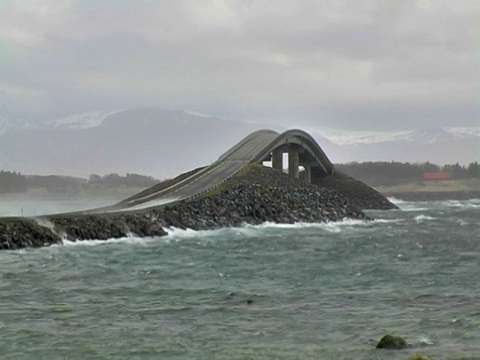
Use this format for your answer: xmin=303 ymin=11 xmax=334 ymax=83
xmin=0 ymin=165 xmax=381 ymax=250
xmin=376 ymin=334 xmax=408 ymax=349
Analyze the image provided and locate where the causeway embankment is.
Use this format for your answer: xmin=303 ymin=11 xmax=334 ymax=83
xmin=0 ymin=166 xmax=396 ymax=250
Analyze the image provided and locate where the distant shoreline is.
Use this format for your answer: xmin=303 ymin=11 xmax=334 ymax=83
xmin=0 ymin=186 xmax=146 ymax=201
xmin=3 ymin=184 xmax=480 ymax=202
xmin=381 ymin=190 xmax=480 ymax=201
xmin=374 ymin=179 xmax=480 ymax=201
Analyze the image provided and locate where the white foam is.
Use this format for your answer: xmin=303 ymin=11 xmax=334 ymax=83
xmin=372 ymin=218 xmax=404 ymax=224
xmin=165 ymin=226 xmax=217 ymax=239
xmin=389 ymin=197 xmax=480 ymax=211
xmin=440 ymin=199 xmax=480 ymax=209
xmin=33 ymin=218 xmax=56 ymax=229
xmin=253 ymin=218 xmax=375 ymax=231
xmin=48 ymin=217 xmax=405 ymax=247
xmin=414 ymin=214 xmax=437 ymax=223
xmin=60 ymin=235 xmax=156 ymax=247
xmin=165 ymin=218 xmax=403 ymax=238
xmin=386 ymin=197 xmax=432 ymax=211
xmin=387 ymin=197 xmax=407 ymax=204
xmin=397 ymin=204 xmax=430 ymax=212
xmin=417 ymin=336 xmax=435 ymax=345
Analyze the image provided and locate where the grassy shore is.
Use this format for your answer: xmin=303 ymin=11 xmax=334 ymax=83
xmin=374 ymin=179 xmax=480 ymax=201
xmin=375 ymin=178 xmax=480 ymax=193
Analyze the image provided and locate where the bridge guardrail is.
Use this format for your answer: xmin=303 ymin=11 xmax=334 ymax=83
xmin=184 ymin=162 xmax=250 ymax=203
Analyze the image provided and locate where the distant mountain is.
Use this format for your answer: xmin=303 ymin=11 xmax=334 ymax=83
xmin=0 ymin=108 xmax=283 ymax=178
xmin=45 ymin=111 xmax=114 ymax=130
xmin=0 ymin=108 xmax=477 ymax=178
xmin=314 ymin=127 xmax=480 ymax=164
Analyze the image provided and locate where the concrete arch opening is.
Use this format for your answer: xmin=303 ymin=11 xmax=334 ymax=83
xmin=254 ymin=129 xmax=334 ymax=183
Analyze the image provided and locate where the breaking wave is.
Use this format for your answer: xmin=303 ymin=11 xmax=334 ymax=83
xmin=414 ymin=214 xmax=437 ymax=223
xmin=439 ymin=199 xmax=480 ymax=209
xmin=165 ymin=218 xmax=403 ymax=238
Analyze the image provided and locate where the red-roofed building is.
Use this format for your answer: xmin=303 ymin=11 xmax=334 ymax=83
xmin=423 ymin=172 xmax=453 ymax=180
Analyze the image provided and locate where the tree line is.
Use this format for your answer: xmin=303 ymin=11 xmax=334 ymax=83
xmin=336 ymin=161 xmax=480 ymax=186
xmin=0 ymin=170 xmax=28 ymax=193
xmin=87 ymin=173 xmax=158 ymax=187
xmin=2 ymin=162 xmax=479 ymax=194
xmin=0 ymin=171 xmax=159 ymax=194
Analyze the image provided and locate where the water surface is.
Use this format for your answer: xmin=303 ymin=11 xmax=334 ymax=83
xmin=1 ymin=198 xmax=479 ymax=359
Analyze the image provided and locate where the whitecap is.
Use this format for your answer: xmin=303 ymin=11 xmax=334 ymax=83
xmin=387 ymin=197 xmax=407 ymax=204
xmin=165 ymin=218 xmax=402 ymax=238
xmin=50 ymin=217 xmax=405 ymax=246
xmin=372 ymin=218 xmax=404 ymax=224
xmin=414 ymin=214 xmax=437 ymax=223
xmin=387 ymin=198 xmax=431 ymax=211
xmin=249 ymin=219 xmax=377 ymax=233
xmin=417 ymin=336 xmax=435 ymax=345
xmin=401 ymin=206 xmax=430 ymax=212
xmin=440 ymin=199 xmax=480 ymax=209
xmin=33 ymin=218 xmax=56 ymax=229
xmin=165 ymin=226 xmax=219 ymax=239
xmin=59 ymin=234 xmax=154 ymax=247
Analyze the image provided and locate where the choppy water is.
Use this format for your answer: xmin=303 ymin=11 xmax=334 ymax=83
xmin=0 ymin=197 xmax=119 ymax=217
xmin=1 ymin=198 xmax=480 ymax=359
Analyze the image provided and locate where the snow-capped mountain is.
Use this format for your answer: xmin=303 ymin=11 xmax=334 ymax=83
xmin=0 ymin=108 xmax=284 ymax=178
xmin=309 ymin=126 xmax=479 ymax=146
xmin=306 ymin=127 xmax=411 ymax=145
xmin=44 ymin=109 xmax=216 ymax=130
xmin=0 ymin=110 xmax=116 ymax=134
xmin=0 ymin=107 xmax=477 ymax=178
xmin=393 ymin=127 xmax=475 ymax=144
xmin=181 ymin=109 xmax=215 ymax=118
xmin=311 ymin=126 xmax=479 ymax=165
xmin=45 ymin=111 xmax=119 ymax=130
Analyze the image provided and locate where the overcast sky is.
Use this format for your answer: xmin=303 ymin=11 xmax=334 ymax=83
xmin=0 ymin=0 xmax=478 ymax=130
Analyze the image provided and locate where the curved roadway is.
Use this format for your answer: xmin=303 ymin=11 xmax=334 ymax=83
xmin=80 ymin=129 xmax=333 ymax=214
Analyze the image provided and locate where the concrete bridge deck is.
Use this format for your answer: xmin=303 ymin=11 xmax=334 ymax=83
xmin=68 ymin=129 xmax=334 ymax=215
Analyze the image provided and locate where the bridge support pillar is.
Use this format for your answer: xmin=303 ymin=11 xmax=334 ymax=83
xmin=303 ymin=165 xmax=311 ymax=184
xmin=272 ymin=149 xmax=283 ymax=171
xmin=288 ymin=149 xmax=300 ymax=179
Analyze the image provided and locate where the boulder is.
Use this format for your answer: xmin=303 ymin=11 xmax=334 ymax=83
xmin=376 ymin=334 xmax=408 ymax=349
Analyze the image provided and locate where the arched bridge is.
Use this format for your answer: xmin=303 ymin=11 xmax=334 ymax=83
xmin=86 ymin=129 xmax=334 ymax=213
xmin=217 ymin=129 xmax=333 ymax=179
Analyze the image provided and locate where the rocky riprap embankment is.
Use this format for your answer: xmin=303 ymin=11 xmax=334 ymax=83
xmin=152 ymin=183 xmax=368 ymax=231
xmin=0 ymin=213 xmax=168 ymax=250
xmin=51 ymin=214 xmax=167 ymax=242
xmin=0 ymin=218 xmax=61 ymax=250
xmin=311 ymin=170 xmax=398 ymax=210
xmin=0 ymin=165 xmax=393 ymax=250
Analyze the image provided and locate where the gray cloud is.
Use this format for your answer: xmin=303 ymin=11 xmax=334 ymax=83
xmin=0 ymin=0 xmax=477 ymax=129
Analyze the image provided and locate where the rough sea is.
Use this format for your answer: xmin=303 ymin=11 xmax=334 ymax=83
xmin=0 ymin=198 xmax=479 ymax=359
